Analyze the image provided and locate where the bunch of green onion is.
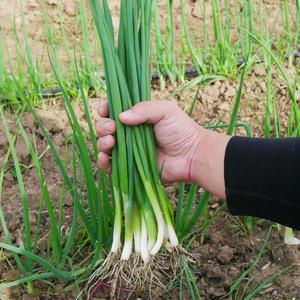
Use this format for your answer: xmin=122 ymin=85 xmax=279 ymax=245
xmin=89 ymin=0 xmax=178 ymax=262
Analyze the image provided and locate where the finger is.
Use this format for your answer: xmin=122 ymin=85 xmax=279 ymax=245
xmin=98 ymin=152 xmax=112 ymax=173
xmin=97 ymin=135 xmax=115 ymax=154
xmin=97 ymin=100 xmax=109 ymax=118
xmin=95 ymin=118 xmax=116 ymax=137
xmin=119 ymin=100 xmax=178 ymax=126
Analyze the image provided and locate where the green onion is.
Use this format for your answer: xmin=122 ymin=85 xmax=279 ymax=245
xmin=284 ymin=227 xmax=300 ymax=245
xmin=89 ymin=0 xmax=178 ymax=262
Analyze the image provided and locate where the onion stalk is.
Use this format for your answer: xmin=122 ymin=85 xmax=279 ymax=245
xmin=284 ymin=227 xmax=300 ymax=246
xmin=89 ymin=0 xmax=178 ymax=262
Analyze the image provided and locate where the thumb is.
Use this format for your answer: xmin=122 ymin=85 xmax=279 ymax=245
xmin=119 ymin=100 xmax=176 ymax=126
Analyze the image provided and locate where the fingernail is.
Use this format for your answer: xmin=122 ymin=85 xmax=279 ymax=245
xmin=120 ymin=110 xmax=134 ymax=119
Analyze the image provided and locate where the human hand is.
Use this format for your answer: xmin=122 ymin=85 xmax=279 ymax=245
xmin=95 ymin=100 xmax=229 ymax=199
xmin=95 ymin=100 xmax=205 ymax=183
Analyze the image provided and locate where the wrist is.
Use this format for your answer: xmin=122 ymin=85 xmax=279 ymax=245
xmin=189 ymin=128 xmax=231 ymax=200
xmin=189 ymin=127 xmax=210 ymax=184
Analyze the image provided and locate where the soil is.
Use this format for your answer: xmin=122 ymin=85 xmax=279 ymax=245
xmin=0 ymin=0 xmax=297 ymax=69
xmin=1 ymin=1 xmax=300 ymax=300
xmin=1 ymin=76 xmax=300 ymax=299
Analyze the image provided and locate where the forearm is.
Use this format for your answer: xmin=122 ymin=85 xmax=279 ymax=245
xmin=191 ymin=132 xmax=300 ymax=230
xmin=225 ymin=136 xmax=300 ymax=230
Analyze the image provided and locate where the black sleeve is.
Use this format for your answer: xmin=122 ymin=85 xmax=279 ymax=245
xmin=224 ymin=136 xmax=300 ymax=230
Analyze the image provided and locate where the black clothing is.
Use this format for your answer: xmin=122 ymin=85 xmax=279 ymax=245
xmin=225 ymin=136 xmax=300 ymax=230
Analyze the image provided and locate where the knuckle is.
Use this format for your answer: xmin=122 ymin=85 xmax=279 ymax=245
xmin=98 ymin=135 xmax=114 ymax=150
xmin=100 ymin=138 xmax=107 ymax=148
xmin=97 ymin=154 xmax=103 ymax=164
xmin=105 ymin=120 xmax=115 ymax=131
xmin=98 ymin=152 xmax=107 ymax=163
xmin=95 ymin=122 xmax=102 ymax=132
xmin=97 ymin=139 xmax=101 ymax=150
xmin=98 ymin=101 xmax=108 ymax=116
xmin=96 ymin=119 xmax=114 ymax=136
